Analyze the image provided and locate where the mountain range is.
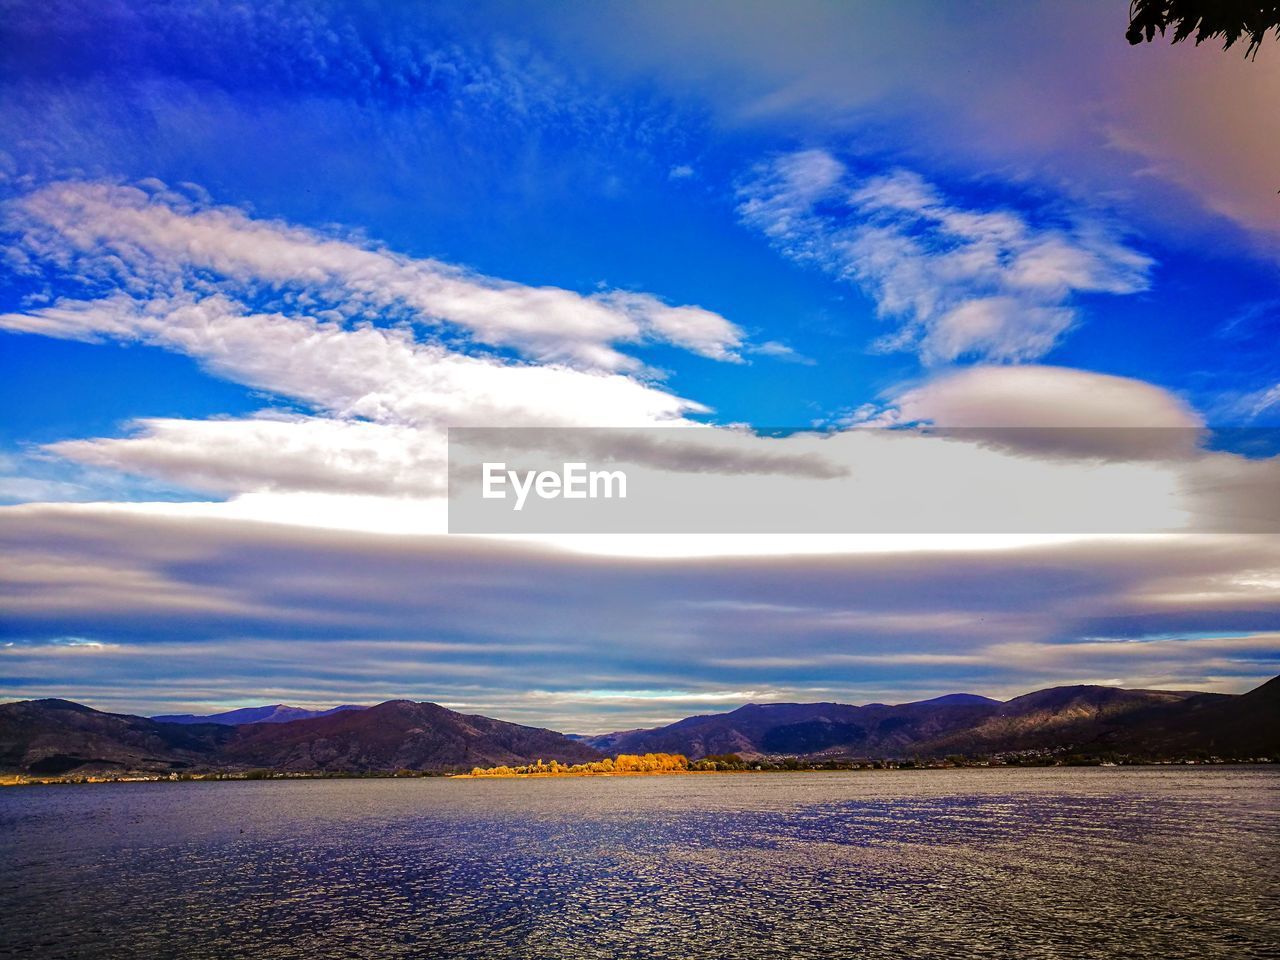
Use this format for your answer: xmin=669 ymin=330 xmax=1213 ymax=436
xmin=585 ymin=683 xmax=1280 ymax=760
xmin=2 ymin=675 xmax=1275 ymax=777
xmin=151 ymin=703 xmax=366 ymax=725
xmin=0 ymin=699 xmax=597 ymax=776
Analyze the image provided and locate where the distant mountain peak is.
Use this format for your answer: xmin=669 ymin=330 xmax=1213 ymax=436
xmin=911 ymin=693 xmax=1004 ymax=707
xmin=32 ymin=698 xmax=97 ymax=712
xmin=150 ymin=703 xmax=367 ymax=726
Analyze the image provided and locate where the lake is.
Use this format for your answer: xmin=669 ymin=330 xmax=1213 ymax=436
xmin=1 ymin=767 xmax=1276 ymax=959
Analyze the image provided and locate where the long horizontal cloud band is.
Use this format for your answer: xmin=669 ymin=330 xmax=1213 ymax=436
xmin=448 ymin=427 xmax=1280 ymax=534
xmin=2 ymin=503 xmax=1278 ymax=726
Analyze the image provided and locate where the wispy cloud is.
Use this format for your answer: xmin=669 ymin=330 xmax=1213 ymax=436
xmin=738 ymin=151 xmax=1154 ymax=364
xmin=7 ymin=181 xmax=744 ymax=370
xmin=0 ymin=292 xmax=702 ymax=430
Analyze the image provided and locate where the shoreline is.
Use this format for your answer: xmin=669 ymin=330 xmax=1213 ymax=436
xmin=451 ymin=768 xmax=744 ymax=780
xmin=4 ymin=759 xmax=1271 ymax=788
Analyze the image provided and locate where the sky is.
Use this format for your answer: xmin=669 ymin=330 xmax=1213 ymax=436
xmin=1 ymin=0 xmax=1278 ymax=731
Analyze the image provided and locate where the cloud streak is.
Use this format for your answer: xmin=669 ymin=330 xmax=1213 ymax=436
xmin=738 ymin=152 xmax=1153 ymax=363
xmin=7 ymin=181 xmax=744 ymax=370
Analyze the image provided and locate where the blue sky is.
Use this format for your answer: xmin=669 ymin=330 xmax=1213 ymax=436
xmin=1 ymin=1 xmax=1278 ymax=727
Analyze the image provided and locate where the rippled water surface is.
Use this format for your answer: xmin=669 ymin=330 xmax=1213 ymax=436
xmin=2 ymin=767 xmax=1277 ymax=959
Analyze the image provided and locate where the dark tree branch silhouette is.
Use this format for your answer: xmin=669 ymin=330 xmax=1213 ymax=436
xmin=1126 ymin=1 xmax=1280 ymax=59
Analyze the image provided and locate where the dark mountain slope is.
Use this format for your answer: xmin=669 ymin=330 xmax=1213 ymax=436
xmin=219 ymin=700 xmax=602 ymax=772
xmin=1101 ymin=675 xmax=1280 ymax=757
xmin=0 ymin=699 xmax=233 ymax=775
xmin=921 ymin=685 xmax=1201 ymax=755
xmin=589 ymin=695 xmax=1004 ymax=760
xmin=585 ymin=681 xmax=1279 ymax=761
xmin=1 ymin=699 xmax=600 ymax=775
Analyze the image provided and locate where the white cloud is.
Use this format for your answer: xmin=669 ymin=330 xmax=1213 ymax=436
xmin=45 ymin=416 xmax=449 ymax=498
xmin=878 ymin=364 xmax=1204 ymax=460
xmin=749 ymin=340 xmax=811 ymax=363
xmin=738 ymin=155 xmax=1154 ymax=363
xmin=1242 ymin=383 xmax=1280 ymax=419
xmin=735 ymin=148 xmax=846 ymax=260
xmin=6 ymin=180 xmax=745 ymax=370
xmin=0 ymin=293 xmax=704 ymax=430
xmin=888 ymin=365 xmax=1200 ymax=429
xmin=598 ymin=291 xmax=743 ymax=362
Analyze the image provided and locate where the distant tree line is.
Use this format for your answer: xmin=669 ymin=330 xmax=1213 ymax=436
xmin=467 ymin=753 xmax=690 ymax=777
xmin=465 ymin=752 xmax=956 ymax=777
xmin=691 ymin=753 xmax=749 ymax=771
